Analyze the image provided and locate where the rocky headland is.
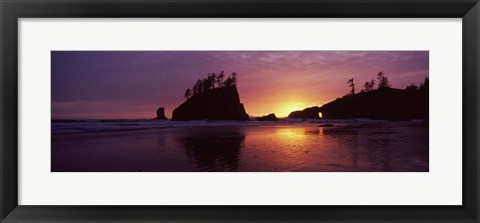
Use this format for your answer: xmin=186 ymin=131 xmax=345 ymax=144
xmin=288 ymin=75 xmax=429 ymax=121
xmin=288 ymin=106 xmax=321 ymax=119
xmin=319 ymin=87 xmax=428 ymax=120
xmin=256 ymin=113 xmax=279 ymax=121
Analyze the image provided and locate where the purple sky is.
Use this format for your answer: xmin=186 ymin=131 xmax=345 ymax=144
xmin=51 ymin=51 xmax=429 ymax=119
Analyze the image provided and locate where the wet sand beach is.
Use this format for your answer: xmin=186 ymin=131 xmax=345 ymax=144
xmin=51 ymin=121 xmax=428 ymax=172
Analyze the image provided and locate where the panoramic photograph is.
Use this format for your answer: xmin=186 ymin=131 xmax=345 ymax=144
xmin=51 ymin=51 xmax=429 ymax=172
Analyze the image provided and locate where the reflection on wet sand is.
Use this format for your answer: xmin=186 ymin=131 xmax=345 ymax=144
xmin=51 ymin=122 xmax=428 ymax=172
xmin=316 ymin=123 xmax=428 ymax=171
xmin=179 ymin=127 xmax=245 ymax=171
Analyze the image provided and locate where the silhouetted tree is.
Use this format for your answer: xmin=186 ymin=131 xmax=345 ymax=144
xmin=361 ymin=79 xmax=375 ymax=92
xmin=217 ymin=71 xmax=225 ymax=87
xmin=193 ymin=79 xmax=202 ymax=95
xmin=224 ymin=77 xmax=234 ymax=87
xmin=204 ymin=78 xmax=212 ymax=92
xmin=347 ymin=78 xmax=355 ymax=95
xmin=224 ymin=73 xmax=238 ymax=88
xmin=207 ymin=73 xmax=217 ymax=89
xmin=419 ymin=77 xmax=429 ymax=91
xmin=186 ymin=72 xmax=239 ymax=99
xmin=184 ymin=88 xmax=192 ymax=99
xmin=197 ymin=79 xmax=203 ymax=92
xmin=377 ymin=71 xmax=391 ymax=89
xmin=405 ymin=83 xmax=418 ymax=92
xmin=361 ymin=82 xmax=367 ymax=92
xmin=231 ymin=72 xmax=238 ymax=86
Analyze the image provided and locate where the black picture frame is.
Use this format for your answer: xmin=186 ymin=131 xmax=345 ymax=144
xmin=1 ymin=0 xmax=479 ymax=222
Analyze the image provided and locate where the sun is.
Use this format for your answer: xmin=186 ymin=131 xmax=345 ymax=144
xmin=276 ymin=102 xmax=306 ymax=118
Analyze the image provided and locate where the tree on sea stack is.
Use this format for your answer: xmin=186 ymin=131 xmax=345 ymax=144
xmin=223 ymin=73 xmax=237 ymax=88
xmin=193 ymin=79 xmax=202 ymax=95
xmin=347 ymin=78 xmax=355 ymax=95
xmin=362 ymin=79 xmax=375 ymax=92
xmin=217 ymin=71 xmax=225 ymax=87
xmin=206 ymin=73 xmax=216 ymax=90
xmin=419 ymin=77 xmax=429 ymax=91
xmin=173 ymin=71 xmax=249 ymax=121
xmin=186 ymin=72 xmax=238 ymax=98
xmin=405 ymin=83 xmax=418 ymax=92
xmin=184 ymin=88 xmax=192 ymax=99
xmin=377 ymin=71 xmax=391 ymax=89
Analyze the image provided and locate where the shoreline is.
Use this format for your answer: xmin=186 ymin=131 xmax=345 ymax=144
xmin=51 ymin=118 xmax=428 ymax=135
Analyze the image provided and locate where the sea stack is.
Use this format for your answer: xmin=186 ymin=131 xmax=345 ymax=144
xmin=288 ymin=106 xmax=321 ymax=119
xmin=172 ymin=86 xmax=249 ymax=121
xmin=257 ymin=113 xmax=279 ymax=121
xmin=155 ymin=107 xmax=168 ymax=120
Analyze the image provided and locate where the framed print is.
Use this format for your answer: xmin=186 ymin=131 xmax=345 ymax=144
xmin=1 ymin=0 xmax=479 ymax=222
